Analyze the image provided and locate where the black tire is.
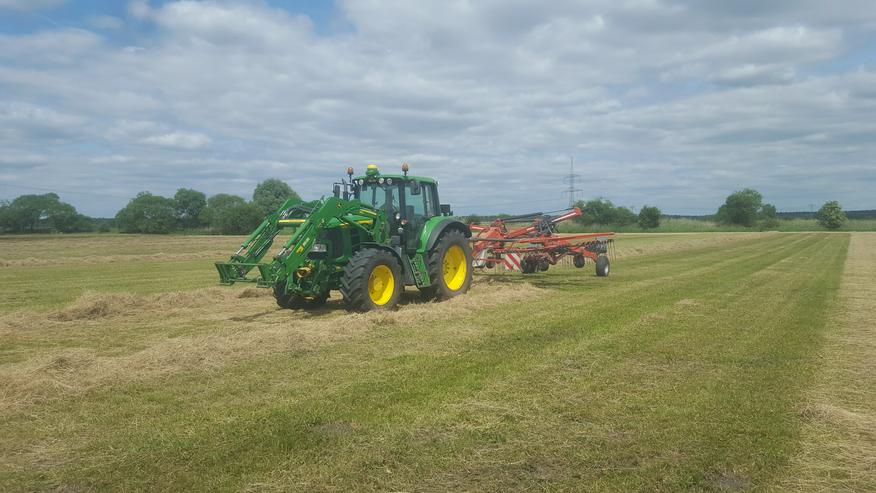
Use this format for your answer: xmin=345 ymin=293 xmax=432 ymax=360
xmin=273 ymin=281 xmax=296 ymax=308
xmin=420 ymin=229 xmax=473 ymax=300
xmin=274 ymin=281 xmax=329 ymax=309
xmin=573 ymin=254 xmax=586 ymax=269
xmin=341 ymin=248 xmax=402 ymax=311
xmin=520 ymin=256 xmax=538 ymax=274
xmin=596 ymin=255 xmax=610 ymax=277
xmin=538 ymin=259 xmax=550 ymax=272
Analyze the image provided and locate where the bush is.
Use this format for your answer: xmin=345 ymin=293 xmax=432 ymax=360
xmin=816 ymin=201 xmax=847 ymax=230
xmin=638 ymin=206 xmax=661 ymax=229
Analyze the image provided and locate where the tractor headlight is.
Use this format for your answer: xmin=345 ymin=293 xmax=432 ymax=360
xmin=394 ymin=212 xmax=401 ymax=221
xmin=386 ymin=178 xmax=393 ymax=185
xmin=378 ymin=177 xmax=385 ymax=184
xmin=310 ymin=243 xmax=327 ymax=253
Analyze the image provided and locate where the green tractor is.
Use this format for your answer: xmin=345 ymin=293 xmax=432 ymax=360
xmin=216 ymin=163 xmax=473 ymax=311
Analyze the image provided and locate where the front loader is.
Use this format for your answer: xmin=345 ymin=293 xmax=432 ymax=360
xmin=216 ymin=163 xmax=472 ymax=311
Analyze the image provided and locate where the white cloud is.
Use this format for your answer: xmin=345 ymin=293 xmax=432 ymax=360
xmin=0 ymin=0 xmax=63 ymax=11
xmin=88 ymin=15 xmax=124 ymax=31
xmin=142 ymin=131 xmax=212 ymax=150
xmin=0 ymin=0 xmax=874 ymax=216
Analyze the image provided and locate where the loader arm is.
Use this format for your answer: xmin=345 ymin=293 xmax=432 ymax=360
xmin=216 ymin=196 xmax=385 ymax=287
xmin=214 ymin=197 xmax=312 ymax=284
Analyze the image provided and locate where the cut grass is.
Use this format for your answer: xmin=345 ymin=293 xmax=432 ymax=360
xmin=0 ymin=232 xmax=861 ymax=491
xmin=778 ymin=233 xmax=876 ymax=491
xmin=559 ymin=217 xmax=876 ymax=233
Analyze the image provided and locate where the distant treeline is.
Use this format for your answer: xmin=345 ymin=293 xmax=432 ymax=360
xmin=665 ymin=210 xmax=876 ymax=220
xmin=469 ymin=189 xmax=858 ymax=232
xmin=0 ymin=184 xmax=866 ymax=235
xmin=0 ymin=178 xmax=300 ymax=235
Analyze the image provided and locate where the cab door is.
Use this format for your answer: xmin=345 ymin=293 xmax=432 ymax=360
xmin=402 ymin=181 xmax=436 ymax=251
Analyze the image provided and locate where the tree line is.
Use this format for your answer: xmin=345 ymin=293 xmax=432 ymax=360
xmin=466 ymin=189 xmax=849 ymax=231
xmin=571 ymin=189 xmax=848 ymax=230
xmin=114 ymin=179 xmax=301 ymax=234
xmin=0 ymin=182 xmax=853 ymax=234
xmin=0 ymin=178 xmax=301 ymax=235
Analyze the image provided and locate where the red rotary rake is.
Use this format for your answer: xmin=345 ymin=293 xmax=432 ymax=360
xmin=469 ymin=208 xmax=614 ymax=276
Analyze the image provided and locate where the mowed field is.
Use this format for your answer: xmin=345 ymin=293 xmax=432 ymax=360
xmin=1 ymin=233 xmax=873 ymax=491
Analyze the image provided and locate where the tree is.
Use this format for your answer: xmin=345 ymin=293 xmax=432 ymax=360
xmin=638 ymin=205 xmax=661 ymax=229
xmin=758 ymin=203 xmax=779 ymax=230
xmin=816 ymin=201 xmax=847 ymax=230
xmin=201 ymin=193 xmax=247 ymax=231
xmin=173 ymin=188 xmax=206 ymax=229
xmin=253 ymin=178 xmax=300 ymax=215
xmin=215 ymin=202 xmax=263 ymax=235
xmin=574 ymin=198 xmax=637 ymax=226
xmin=0 ymin=193 xmax=93 ymax=233
xmin=715 ymin=188 xmax=765 ymax=227
xmin=0 ymin=200 xmax=10 ymax=233
xmin=115 ymin=192 xmax=178 ymax=234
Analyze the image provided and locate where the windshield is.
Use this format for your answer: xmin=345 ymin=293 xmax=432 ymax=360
xmin=357 ymin=183 xmax=399 ymax=213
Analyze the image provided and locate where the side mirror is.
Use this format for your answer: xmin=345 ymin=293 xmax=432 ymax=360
xmin=440 ymin=204 xmax=452 ymax=216
xmin=332 ymin=184 xmax=341 ymax=198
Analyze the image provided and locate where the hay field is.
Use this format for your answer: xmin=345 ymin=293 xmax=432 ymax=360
xmin=1 ymin=232 xmax=872 ymax=491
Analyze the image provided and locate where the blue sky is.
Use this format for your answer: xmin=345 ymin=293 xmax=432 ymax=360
xmin=1 ymin=0 xmax=875 ymax=217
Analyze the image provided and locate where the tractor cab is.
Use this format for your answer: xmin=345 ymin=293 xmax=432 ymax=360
xmin=341 ymin=163 xmax=450 ymax=251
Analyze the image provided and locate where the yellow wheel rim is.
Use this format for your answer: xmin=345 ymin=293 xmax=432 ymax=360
xmin=442 ymin=245 xmax=467 ymax=291
xmin=368 ymin=264 xmax=395 ymax=305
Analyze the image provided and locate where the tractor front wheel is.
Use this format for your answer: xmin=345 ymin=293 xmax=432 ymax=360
xmin=596 ymin=254 xmax=610 ymax=277
xmin=274 ymin=282 xmax=329 ymax=309
xmin=341 ymin=249 xmax=402 ymax=312
xmin=420 ymin=229 xmax=473 ymax=300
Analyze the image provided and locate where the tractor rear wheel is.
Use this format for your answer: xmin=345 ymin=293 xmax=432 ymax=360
xmin=420 ymin=229 xmax=473 ymax=300
xmin=341 ymin=248 xmax=402 ymax=311
xmin=596 ymin=254 xmax=610 ymax=277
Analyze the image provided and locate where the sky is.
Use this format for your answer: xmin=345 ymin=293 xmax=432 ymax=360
xmin=1 ymin=0 xmax=875 ymax=217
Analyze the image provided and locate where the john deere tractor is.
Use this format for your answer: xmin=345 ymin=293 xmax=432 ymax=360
xmin=216 ymin=163 xmax=472 ymax=311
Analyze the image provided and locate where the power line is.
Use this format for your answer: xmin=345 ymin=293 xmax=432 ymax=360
xmin=561 ymin=156 xmax=583 ymax=207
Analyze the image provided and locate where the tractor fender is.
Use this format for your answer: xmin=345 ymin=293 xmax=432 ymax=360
xmin=360 ymin=242 xmax=416 ymax=285
xmin=421 ymin=218 xmax=472 ymax=253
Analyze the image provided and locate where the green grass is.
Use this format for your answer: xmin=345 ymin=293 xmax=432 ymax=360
xmin=559 ymin=217 xmax=876 ymax=233
xmin=0 ymin=233 xmax=853 ymax=491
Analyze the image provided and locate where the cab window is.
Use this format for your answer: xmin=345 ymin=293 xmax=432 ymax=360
xmin=404 ymin=182 xmax=426 ymax=218
xmin=358 ymin=182 xmax=399 ymax=213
